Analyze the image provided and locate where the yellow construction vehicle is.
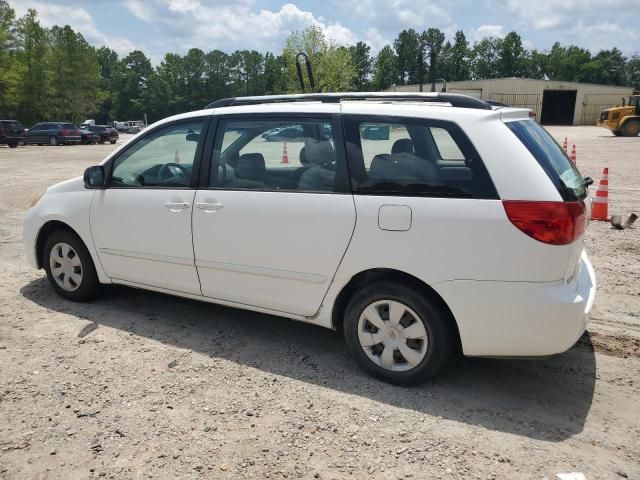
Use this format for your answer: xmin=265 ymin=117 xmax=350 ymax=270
xmin=597 ymin=95 xmax=640 ymax=136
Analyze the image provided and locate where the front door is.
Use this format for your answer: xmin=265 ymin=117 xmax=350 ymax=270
xmin=91 ymin=118 xmax=207 ymax=295
xmin=192 ymin=114 xmax=356 ymax=316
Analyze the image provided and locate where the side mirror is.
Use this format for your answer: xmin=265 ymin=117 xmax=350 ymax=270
xmin=186 ymin=132 xmax=199 ymax=142
xmin=84 ymin=165 xmax=106 ymax=189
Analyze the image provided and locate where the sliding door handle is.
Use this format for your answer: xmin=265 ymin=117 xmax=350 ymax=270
xmin=164 ymin=202 xmax=190 ymax=212
xmin=196 ymin=202 xmax=224 ymax=213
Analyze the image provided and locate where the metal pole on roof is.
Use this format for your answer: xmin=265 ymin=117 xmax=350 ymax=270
xmin=429 ymin=45 xmax=437 ymax=93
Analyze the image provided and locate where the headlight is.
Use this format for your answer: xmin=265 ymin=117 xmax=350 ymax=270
xmin=30 ymin=187 xmax=47 ymax=207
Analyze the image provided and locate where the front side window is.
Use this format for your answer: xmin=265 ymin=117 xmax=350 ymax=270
xmin=111 ymin=119 xmax=204 ymax=188
xmin=210 ymin=118 xmax=338 ymax=192
xmin=344 ymin=116 xmax=497 ymax=198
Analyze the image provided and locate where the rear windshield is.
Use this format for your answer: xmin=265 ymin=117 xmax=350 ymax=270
xmin=506 ymin=120 xmax=586 ymax=200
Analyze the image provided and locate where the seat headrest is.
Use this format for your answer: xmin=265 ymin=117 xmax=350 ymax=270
xmin=304 ymin=138 xmax=335 ymax=165
xmin=236 ymin=153 xmax=266 ymax=182
xmin=391 ymin=138 xmax=414 ymax=154
xmin=299 ymin=146 xmax=309 ymax=165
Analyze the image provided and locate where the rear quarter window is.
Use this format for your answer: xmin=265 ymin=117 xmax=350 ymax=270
xmin=343 ymin=115 xmax=497 ymax=198
xmin=506 ymin=120 xmax=586 ymax=201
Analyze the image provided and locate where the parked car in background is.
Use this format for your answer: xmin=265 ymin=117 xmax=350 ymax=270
xmin=0 ymin=120 xmax=26 ymax=148
xmin=78 ymin=127 xmax=101 ymax=145
xmin=125 ymin=126 xmax=142 ymax=134
xmin=263 ymin=125 xmax=304 ymax=141
xmin=87 ymin=125 xmax=119 ymax=144
xmin=361 ymin=124 xmax=390 ymax=140
xmin=81 ymin=119 xmax=96 ymax=128
xmin=25 ymin=122 xmax=81 ymax=146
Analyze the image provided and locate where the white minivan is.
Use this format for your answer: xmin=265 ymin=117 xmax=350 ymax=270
xmin=23 ymin=93 xmax=596 ymax=384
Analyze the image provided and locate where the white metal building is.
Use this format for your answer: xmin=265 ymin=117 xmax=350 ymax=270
xmin=389 ymin=78 xmax=635 ymax=126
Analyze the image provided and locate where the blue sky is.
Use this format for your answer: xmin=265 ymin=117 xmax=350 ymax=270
xmin=8 ymin=0 xmax=639 ymax=63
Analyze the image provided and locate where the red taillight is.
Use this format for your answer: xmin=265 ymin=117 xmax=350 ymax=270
xmin=502 ymin=200 xmax=586 ymax=245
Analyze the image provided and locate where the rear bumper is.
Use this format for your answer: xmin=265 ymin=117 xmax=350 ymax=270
xmin=1 ymin=136 xmax=25 ymax=143
xmin=434 ymin=250 xmax=596 ymax=357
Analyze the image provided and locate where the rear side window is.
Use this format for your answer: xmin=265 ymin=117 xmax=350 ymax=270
xmin=210 ymin=118 xmax=341 ymax=193
xmin=506 ymin=120 xmax=586 ymax=201
xmin=62 ymin=123 xmax=77 ymax=129
xmin=343 ymin=116 xmax=497 ymax=198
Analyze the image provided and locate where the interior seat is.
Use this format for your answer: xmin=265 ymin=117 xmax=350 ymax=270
xmin=391 ymin=138 xmax=415 ymax=154
xmin=298 ymin=139 xmax=336 ymax=191
xmin=236 ymin=153 xmax=266 ymax=182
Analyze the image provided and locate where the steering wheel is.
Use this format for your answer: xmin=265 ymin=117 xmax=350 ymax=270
xmin=158 ymin=162 xmax=189 ymax=184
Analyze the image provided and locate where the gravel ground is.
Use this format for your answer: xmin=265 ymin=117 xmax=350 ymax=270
xmin=0 ymin=127 xmax=639 ymax=480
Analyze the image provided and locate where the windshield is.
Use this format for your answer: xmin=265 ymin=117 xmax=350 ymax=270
xmin=506 ymin=119 xmax=586 ymax=201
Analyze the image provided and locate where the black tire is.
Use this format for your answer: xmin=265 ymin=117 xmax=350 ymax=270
xmin=48 ymin=136 xmax=59 ymax=146
xmin=343 ymin=280 xmax=454 ymax=385
xmin=110 ymin=140 xmax=116 ymax=144
xmin=621 ymin=120 xmax=640 ymax=137
xmin=612 ymin=131 xmax=622 ymax=137
xmin=8 ymin=142 xmax=18 ymax=148
xmin=43 ymin=229 xmax=100 ymax=302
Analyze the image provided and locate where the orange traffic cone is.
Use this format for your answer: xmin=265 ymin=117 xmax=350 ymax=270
xmin=591 ymin=167 xmax=609 ymax=221
xmin=281 ymin=141 xmax=289 ymax=164
xmin=562 ymin=137 xmax=568 ymax=153
xmin=570 ymin=145 xmax=577 ymax=164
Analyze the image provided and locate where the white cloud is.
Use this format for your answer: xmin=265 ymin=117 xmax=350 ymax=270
xmin=365 ymin=28 xmax=390 ymax=53
xmin=493 ymin=0 xmax=638 ymax=52
xmin=470 ymin=24 xmax=505 ymax=41
xmin=10 ymin=0 xmax=137 ymax=55
xmin=122 ymin=1 xmax=361 ymax=55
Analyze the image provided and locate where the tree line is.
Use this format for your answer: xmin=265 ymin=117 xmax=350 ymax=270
xmin=1 ymin=1 xmax=639 ymax=127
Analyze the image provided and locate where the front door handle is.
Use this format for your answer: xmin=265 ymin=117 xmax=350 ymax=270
xmin=196 ymin=202 xmax=224 ymax=213
xmin=164 ymin=201 xmax=190 ymax=212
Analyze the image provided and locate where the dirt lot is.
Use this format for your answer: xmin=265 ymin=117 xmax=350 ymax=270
xmin=0 ymin=127 xmax=639 ymax=480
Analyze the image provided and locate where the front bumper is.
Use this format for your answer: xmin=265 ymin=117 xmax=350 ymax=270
xmin=23 ymin=207 xmax=44 ymax=269
xmin=434 ymin=250 xmax=596 ymax=357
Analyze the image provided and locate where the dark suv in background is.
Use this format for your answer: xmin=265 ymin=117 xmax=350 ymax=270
xmin=87 ymin=125 xmax=119 ymax=144
xmin=25 ymin=122 xmax=81 ymax=146
xmin=0 ymin=120 xmax=26 ymax=148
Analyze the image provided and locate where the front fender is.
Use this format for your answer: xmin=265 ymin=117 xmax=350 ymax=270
xmin=34 ymin=183 xmax=110 ymax=283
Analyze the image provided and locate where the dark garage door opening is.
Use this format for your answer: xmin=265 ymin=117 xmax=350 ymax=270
xmin=541 ymin=90 xmax=577 ymax=125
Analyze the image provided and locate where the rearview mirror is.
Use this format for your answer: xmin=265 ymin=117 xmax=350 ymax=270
xmin=84 ymin=165 xmax=105 ymax=189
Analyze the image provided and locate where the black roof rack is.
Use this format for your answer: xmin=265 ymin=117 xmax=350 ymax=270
xmin=205 ymin=92 xmax=492 ymax=110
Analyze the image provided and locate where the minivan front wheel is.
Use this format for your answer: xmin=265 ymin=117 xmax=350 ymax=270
xmin=43 ymin=230 xmax=99 ymax=301
xmin=343 ymin=281 xmax=453 ymax=385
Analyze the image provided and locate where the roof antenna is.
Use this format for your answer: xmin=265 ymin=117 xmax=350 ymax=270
xmin=296 ymin=52 xmax=316 ymax=93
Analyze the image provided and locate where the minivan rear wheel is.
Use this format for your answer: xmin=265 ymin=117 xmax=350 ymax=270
xmin=343 ymin=281 xmax=453 ymax=385
xmin=43 ymin=230 xmax=100 ymax=301
xmin=48 ymin=136 xmax=59 ymax=146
